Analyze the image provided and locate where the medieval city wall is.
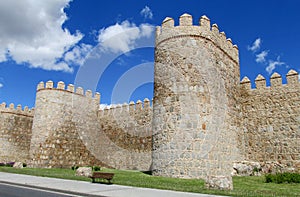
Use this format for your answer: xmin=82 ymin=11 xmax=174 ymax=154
xmin=28 ymin=80 xmax=152 ymax=170
xmin=0 ymin=103 xmax=33 ymax=163
xmin=239 ymin=70 xmax=300 ymax=170
xmin=0 ymin=14 xmax=299 ymax=189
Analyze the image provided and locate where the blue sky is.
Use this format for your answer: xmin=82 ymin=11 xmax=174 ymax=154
xmin=0 ymin=0 xmax=299 ymax=108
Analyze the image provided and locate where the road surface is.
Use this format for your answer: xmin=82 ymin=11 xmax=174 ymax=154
xmin=0 ymin=182 xmax=82 ymax=197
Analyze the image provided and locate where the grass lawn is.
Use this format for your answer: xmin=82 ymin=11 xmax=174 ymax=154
xmin=0 ymin=167 xmax=299 ymax=197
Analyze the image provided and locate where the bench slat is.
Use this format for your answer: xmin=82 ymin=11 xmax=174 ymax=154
xmin=89 ymin=172 xmax=115 ymax=183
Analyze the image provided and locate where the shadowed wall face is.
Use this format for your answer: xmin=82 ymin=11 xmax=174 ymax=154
xmin=97 ymin=101 xmax=152 ymax=170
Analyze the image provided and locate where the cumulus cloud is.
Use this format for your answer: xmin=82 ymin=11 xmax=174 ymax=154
xmin=256 ymin=50 xmax=268 ymax=63
xmin=64 ymin=44 xmax=93 ymax=66
xmin=0 ymin=52 xmax=6 ymax=62
xmin=266 ymin=57 xmax=285 ymax=74
xmin=0 ymin=0 xmax=83 ymax=72
xmin=140 ymin=6 xmax=153 ymax=20
xmin=248 ymin=38 xmax=261 ymax=52
xmin=97 ymin=20 xmax=154 ymax=53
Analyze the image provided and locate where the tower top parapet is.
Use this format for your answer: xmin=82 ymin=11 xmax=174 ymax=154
xmin=156 ymin=14 xmax=239 ymax=63
xmin=36 ymin=81 xmax=101 ymax=104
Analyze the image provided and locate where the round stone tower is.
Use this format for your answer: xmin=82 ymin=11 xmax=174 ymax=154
xmin=152 ymin=14 xmax=241 ymax=189
xmin=29 ymin=80 xmax=102 ymax=168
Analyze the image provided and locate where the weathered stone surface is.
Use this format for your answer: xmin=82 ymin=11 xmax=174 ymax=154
xmin=13 ymin=162 xmax=23 ymax=169
xmin=97 ymin=100 xmax=152 ymax=170
xmin=0 ymin=103 xmax=33 ymax=163
xmin=152 ymin=14 xmax=240 ymax=186
xmin=260 ymin=161 xmax=298 ymax=174
xmin=29 ymin=85 xmax=108 ymax=168
xmin=75 ymin=167 xmax=92 ymax=177
xmin=261 ymin=161 xmax=283 ymax=174
xmin=205 ymin=176 xmax=233 ymax=190
xmin=28 ymin=83 xmax=152 ymax=170
xmin=239 ymin=75 xmax=300 ymax=170
xmin=232 ymin=161 xmax=298 ymax=175
xmin=232 ymin=161 xmax=261 ymax=176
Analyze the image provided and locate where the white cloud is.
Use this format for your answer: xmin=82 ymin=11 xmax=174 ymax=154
xmin=0 ymin=51 xmax=7 ymax=62
xmin=0 ymin=0 xmax=83 ymax=72
xmin=140 ymin=23 xmax=154 ymax=37
xmin=256 ymin=50 xmax=268 ymax=63
xmin=100 ymin=104 xmax=109 ymax=110
xmin=140 ymin=6 xmax=153 ymax=20
xmin=0 ymin=83 xmax=3 ymax=88
xmin=248 ymin=38 xmax=261 ymax=52
xmin=64 ymin=44 xmax=93 ymax=66
xmin=97 ymin=21 xmax=154 ymax=53
xmin=266 ymin=57 xmax=285 ymax=74
xmin=99 ymin=104 xmax=120 ymax=110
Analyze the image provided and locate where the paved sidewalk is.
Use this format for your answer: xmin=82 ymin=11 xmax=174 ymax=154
xmin=0 ymin=172 xmax=227 ymax=197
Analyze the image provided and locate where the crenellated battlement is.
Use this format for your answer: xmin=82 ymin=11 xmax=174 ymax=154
xmin=0 ymin=102 xmax=34 ymax=117
xmin=240 ymin=69 xmax=299 ymax=91
xmin=156 ymin=13 xmax=239 ymax=63
xmin=37 ymin=80 xmax=100 ymax=103
xmin=98 ymin=98 xmax=152 ymax=116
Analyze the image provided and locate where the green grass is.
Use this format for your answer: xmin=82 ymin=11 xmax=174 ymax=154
xmin=266 ymin=173 xmax=300 ymax=184
xmin=0 ymin=167 xmax=299 ymax=196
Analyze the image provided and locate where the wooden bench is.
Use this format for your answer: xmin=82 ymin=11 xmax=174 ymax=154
xmin=89 ymin=172 xmax=114 ymax=183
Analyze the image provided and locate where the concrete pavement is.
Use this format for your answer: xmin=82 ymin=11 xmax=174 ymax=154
xmin=0 ymin=172 xmax=228 ymax=197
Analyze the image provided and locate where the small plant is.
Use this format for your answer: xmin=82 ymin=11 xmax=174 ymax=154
xmin=253 ymin=166 xmax=259 ymax=173
xmin=0 ymin=163 xmax=5 ymax=167
xmin=71 ymin=166 xmax=79 ymax=171
xmin=5 ymin=162 xmax=15 ymax=167
xmin=92 ymin=166 xmax=101 ymax=171
xmin=265 ymin=172 xmax=300 ymax=184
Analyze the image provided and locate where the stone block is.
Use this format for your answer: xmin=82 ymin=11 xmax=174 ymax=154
xmin=205 ymin=176 xmax=233 ymax=190
xmin=13 ymin=162 xmax=24 ymax=169
xmin=75 ymin=167 xmax=92 ymax=177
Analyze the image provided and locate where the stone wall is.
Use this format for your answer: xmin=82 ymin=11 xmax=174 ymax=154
xmin=29 ymin=81 xmax=152 ymax=170
xmin=97 ymin=100 xmax=152 ymax=170
xmin=239 ymin=70 xmax=300 ymax=170
xmin=0 ymin=103 xmax=33 ymax=163
xmin=152 ymin=14 xmax=242 ymax=189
